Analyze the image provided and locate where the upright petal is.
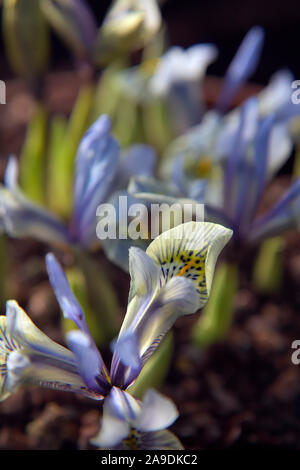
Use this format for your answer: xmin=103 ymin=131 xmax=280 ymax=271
xmin=217 ymin=26 xmax=264 ymax=112
xmin=111 ymin=222 xmax=232 ymax=387
xmin=71 ymin=115 xmax=120 ymax=246
xmin=45 ymin=253 xmax=89 ymax=333
xmin=150 ymin=44 xmax=217 ymax=131
xmin=46 ymin=254 xmax=111 ymax=392
xmin=146 ymin=222 xmax=233 ymax=305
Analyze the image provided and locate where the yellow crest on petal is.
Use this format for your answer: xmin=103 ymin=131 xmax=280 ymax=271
xmin=146 ymin=222 xmax=233 ymax=307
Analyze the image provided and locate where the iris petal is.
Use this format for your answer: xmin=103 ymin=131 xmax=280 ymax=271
xmin=217 ymin=26 xmax=264 ymax=112
xmin=0 ymin=301 xmax=100 ymax=401
xmin=146 ymin=221 xmax=232 ymax=306
xmin=46 ymin=254 xmax=111 ymax=391
xmin=111 ymin=222 xmax=232 ymax=387
xmin=71 ymin=115 xmax=120 ymax=245
xmin=91 ymin=387 xmax=141 ymax=448
xmin=0 ymin=157 xmax=69 ymax=246
xmin=67 ymin=330 xmax=111 ymax=396
xmin=45 ymin=253 xmax=88 ymax=333
xmin=134 ymin=389 xmax=179 ymax=432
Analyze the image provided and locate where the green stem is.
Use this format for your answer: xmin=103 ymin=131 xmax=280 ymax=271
xmin=252 ymin=236 xmax=284 ymax=294
xmin=192 ymin=262 xmax=238 ymax=348
xmin=75 ymin=250 xmax=120 ymax=344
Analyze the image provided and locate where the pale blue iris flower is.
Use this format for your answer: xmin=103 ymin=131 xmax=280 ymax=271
xmin=0 ymin=114 xmax=156 ymax=253
xmin=0 ymin=221 xmax=232 ymax=449
xmin=117 ymin=43 xmax=217 ymax=134
xmin=156 ymin=29 xmax=300 ymax=245
xmin=163 ymin=97 xmax=300 ymax=244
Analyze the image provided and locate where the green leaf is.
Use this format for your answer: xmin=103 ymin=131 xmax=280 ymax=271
xmin=142 ymin=98 xmax=174 ymax=155
xmin=88 ymin=64 xmax=125 ymax=124
xmin=47 ymin=84 xmax=94 ymax=218
xmin=19 ymin=104 xmax=47 ymax=205
xmin=192 ymin=262 xmax=238 ymax=348
xmin=46 ymin=114 xmax=67 ymax=214
xmin=293 ymin=144 xmax=300 ymax=180
xmin=129 ymin=332 xmax=173 ymax=399
xmin=253 ymin=236 xmax=284 ymax=294
xmin=3 ymin=0 xmax=49 ymax=89
xmin=75 ymin=251 xmax=120 ymax=344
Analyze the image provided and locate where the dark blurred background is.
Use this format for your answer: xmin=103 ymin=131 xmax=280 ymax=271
xmin=1 ymin=0 xmax=299 ymax=84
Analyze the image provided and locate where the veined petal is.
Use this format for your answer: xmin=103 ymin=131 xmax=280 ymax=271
xmin=112 ymin=277 xmax=198 ymax=388
xmin=146 ymin=221 xmax=232 ymax=306
xmin=109 ymin=248 xmax=160 ymax=384
xmin=91 ymin=387 xmax=141 ymax=448
xmin=46 ymin=254 xmax=111 ymax=391
xmin=0 ymin=302 xmax=100 ymax=401
xmin=6 ymin=300 xmax=75 ymax=361
xmin=0 ymin=157 xmax=69 ymax=246
xmin=67 ymin=330 xmax=111 ymax=396
xmin=71 ymin=115 xmax=120 ymax=245
xmin=111 ymin=222 xmax=231 ymax=387
xmin=111 ymin=331 xmax=142 ymax=372
xmin=134 ymin=276 xmax=199 ymax=367
xmin=128 ymin=247 xmax=161 ymax=300
xmin=134 ymin=389 xmax=179 ymax=432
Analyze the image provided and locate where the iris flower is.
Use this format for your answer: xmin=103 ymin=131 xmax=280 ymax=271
xmin=117 ymin=26 xmax=264 ymax=138
xmin=172 ymin=98 xmax=300 ymax=244
xmin=0 ymin=221 xmax=232 ymax=449
xmin=0 ymin=114 xmax=156 ymax=257
xmin=158 ymin=47 xmax=300 ymax=245
xmin=116 ymin=43 xmax=217 ymax=135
